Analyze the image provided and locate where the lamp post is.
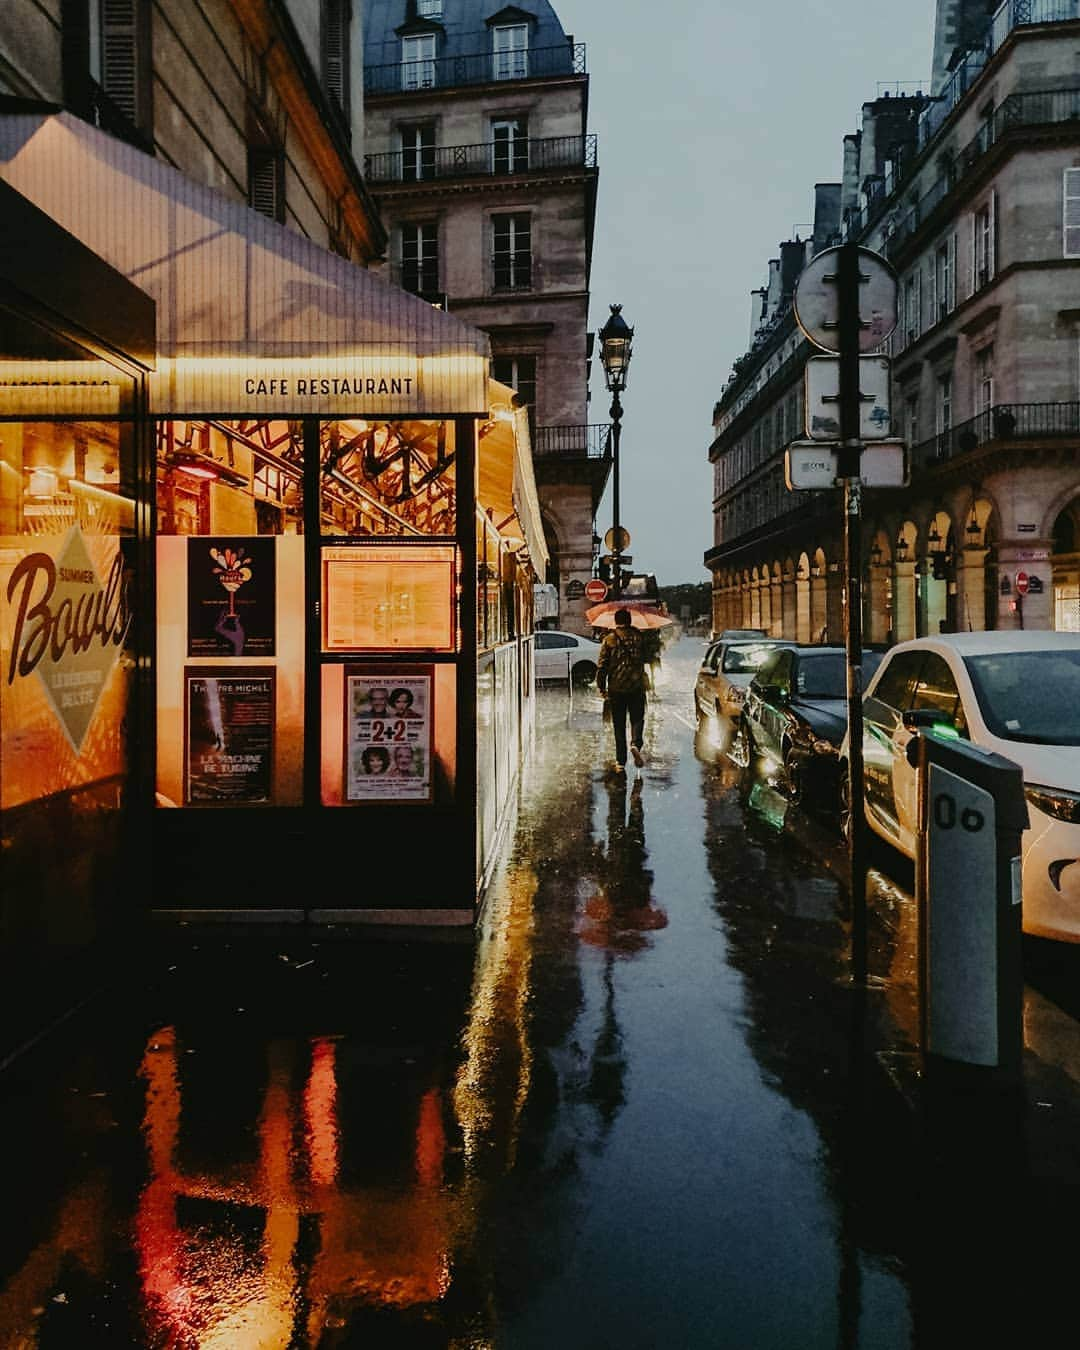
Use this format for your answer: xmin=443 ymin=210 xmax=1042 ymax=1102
xmin=598 ymin=303 xmax=634 ymax=598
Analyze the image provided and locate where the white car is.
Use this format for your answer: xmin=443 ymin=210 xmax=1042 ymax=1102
xmin=850 ymin=631 xmax=1080 ymax=941
xmin=533 ymin=629 xmax=603 ymax=684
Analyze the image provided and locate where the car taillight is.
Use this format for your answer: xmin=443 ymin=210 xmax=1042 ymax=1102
xmin=1025 ymin=785 xmax=1080 ymax=824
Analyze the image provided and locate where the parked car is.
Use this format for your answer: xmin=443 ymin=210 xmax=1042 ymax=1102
xmin=694 ymin=638 xmax=797 ymax=726
xmin=533 ymin=629 xmax=603 ymax=684
xmin=843 ymin=631 xmax=1080 ymax=942
xmin=734 ymin=645 xmax=884 ymax=808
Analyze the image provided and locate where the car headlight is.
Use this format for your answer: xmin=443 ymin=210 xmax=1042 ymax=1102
xmin=1025 ymin=785 xmax=1080 ymax=823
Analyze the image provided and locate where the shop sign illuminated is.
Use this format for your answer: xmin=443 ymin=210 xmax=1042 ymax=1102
xmin=5 ymin=526 xmax=130 ymax=751
xmin=159 ymin=358 xmax=424 ymax=413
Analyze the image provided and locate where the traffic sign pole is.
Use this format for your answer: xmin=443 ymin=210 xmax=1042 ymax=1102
xmin=838 ymin=242 xmax=869 ymax=987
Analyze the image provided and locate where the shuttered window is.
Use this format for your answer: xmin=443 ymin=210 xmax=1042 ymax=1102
xmin=249 ymin=147 xmax=284 ymax=222
xmin=1065 ymin=169 xmax=1080 ymax=258
xmin=100 ymin=0 xmax=139 ymax=121
xmin=492 ymin=214 xmax=531 ymax=291
xmin=322 ymin=0 xmax=351 ymax=120
xmin=401 ymin=223 xmax=439 ymax=296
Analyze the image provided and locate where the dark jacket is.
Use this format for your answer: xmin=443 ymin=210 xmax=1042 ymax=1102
xmin=596 ymin=626 xmax=648 ymax=695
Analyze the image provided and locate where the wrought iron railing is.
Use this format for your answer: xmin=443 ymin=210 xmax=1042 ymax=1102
xmin=533 ymin=424 xmax=611 ymax=459
xmin=884 ymin=88 xmax=1080 ymax=258
xmin=918 ymin=0 xmax=1080 ymax=147
xmin=364 ymin=43 xmax=586 ymax=96
xmin=365 ymin=134 xmax=597 ymax=184
xmin=912 ymin=401 xmax=1080 ymax=469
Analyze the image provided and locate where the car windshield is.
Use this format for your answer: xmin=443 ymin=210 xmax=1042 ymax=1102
xmin=964 ymin=649 xmax=1080 ymax=744
xmin=722 ymin=643 xmax=783 ymax=674
xmin=794 ymin=653 xmax=847 ymax=698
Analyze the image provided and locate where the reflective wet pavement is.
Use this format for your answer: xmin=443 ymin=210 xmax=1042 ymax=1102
xmin=5 ymin=639 xmax=1080 ymax=1346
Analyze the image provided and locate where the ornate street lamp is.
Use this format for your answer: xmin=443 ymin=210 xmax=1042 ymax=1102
xmin=598 ymin=303 xmax=634 ymax=598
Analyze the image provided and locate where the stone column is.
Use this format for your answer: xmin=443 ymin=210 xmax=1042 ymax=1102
xmin=893 ymin=560 xmax=917 ymax=641
xmin=956 ymin=547 xmax=988 ymax=633
xmin=826 ymin=567 xmax=845 ymax=645
xmin=781 ymin=575 xmax=798 ymax=639
xmin=810 ymin=574 xmax=828 ymax=644
xmin=866 ymin=565 xmax=891 ymax=644
xmin=758 ymin=578 xmax=772 ymax=636
xmin=769 ymin=576 xmax=784 ymax=636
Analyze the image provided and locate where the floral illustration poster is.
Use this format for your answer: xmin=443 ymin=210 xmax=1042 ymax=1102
xmin=187 ymin=536 xmax=276 ymax=657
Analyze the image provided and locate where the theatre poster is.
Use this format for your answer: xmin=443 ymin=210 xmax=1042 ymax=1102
xmin=345 ymin=667 xmax=433 ymax=803
xmin=184 ymin=668 xmax=275 ymax=805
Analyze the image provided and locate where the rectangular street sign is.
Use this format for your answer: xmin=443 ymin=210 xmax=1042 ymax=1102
xmin=785 ymin=439 xmax=909 ymax=490
xmin=804 ymin=356 xmax=892 ymax=441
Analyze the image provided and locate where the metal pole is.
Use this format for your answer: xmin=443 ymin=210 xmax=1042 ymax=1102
xmin=837 ymin=242 xmax=868 ymax=984
xmin=610 ymin=389 xmax=623 ymax=599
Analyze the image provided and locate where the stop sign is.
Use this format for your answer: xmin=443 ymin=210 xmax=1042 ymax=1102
xmin=1016 ymin=571 xmax=1030 ymax=595
xmin=584 ymin=579 xmax=608 ymax=602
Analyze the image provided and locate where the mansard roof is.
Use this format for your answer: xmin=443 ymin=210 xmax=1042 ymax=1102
xmin=364 ymin=0 xmax=570 ymax=66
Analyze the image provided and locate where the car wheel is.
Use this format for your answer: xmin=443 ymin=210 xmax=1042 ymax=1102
xmin=728 ymin=718 xmax=752 ymax=769
xmin=783 ymin=743 xmax=803 ymax=806
xmin=571 ymin=660 xmax=597 ymax=686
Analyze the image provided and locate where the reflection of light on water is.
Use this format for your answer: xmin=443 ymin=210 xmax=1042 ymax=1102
xmin=455 ymin=866 xmax=536 ymax=1170
xmin=304 ymin=1038 xmax=339 ymax=1188
xmin=746 ymin=778 xmax=789 ymax=832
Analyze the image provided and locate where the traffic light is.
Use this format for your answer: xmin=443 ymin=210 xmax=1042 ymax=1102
xmin=598 ymin=557 xmax=611 ymax=583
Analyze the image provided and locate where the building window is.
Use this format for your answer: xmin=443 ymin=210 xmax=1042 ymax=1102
xmin=248 ymin=142 xmax=285 ymax=222
xmin=491 ymin=117 xmax=528 ymax=174
xmin=417 ymin=0 xmax=442 ymax=14
xmin=906 ymin=395 xmax=919 ymax=447
xmin=492 ymin=355 xmax=537 ymax=431
xmin=975 ymin=346 xmax=994 ymax=415
xmin=971 ymin=197 xmax=995 ymax=291
xmin=401 ymin=33 xmax=436 ymax=90
xmin=66 ymin=0 xmax=152 ymax=136
xmin=401 ymin=123 xmax=436 ymax=181
xmin=933 ymin=237 xmax=955 ymax=322
xmin=492 ymin=24 xmax=528 ymax=80
xmin=904 ymin=271 xmax=920 ymax=347
xmin=401 ymin=222 xmax=439 ymax=296
xmin=936 ymin=373 xmax=952 ymax=449
xmin=1065 ymin=169 xmax=1080 ymax=258
xmin=322 ymin=0 xmax=351 ymax=121
xmin=492 ymin=214 xmax=531 ymax=291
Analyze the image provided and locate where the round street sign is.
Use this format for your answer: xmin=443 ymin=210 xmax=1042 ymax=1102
xmin=585 ymin=579 xmax=608 ymax=602
xmin=604 ymin=525 xmax=631 ymax=552
xmin=793 ymin=245 xmax=898 ymax=354
xmin=1015 ymin=571 xmax=1030 ymax=596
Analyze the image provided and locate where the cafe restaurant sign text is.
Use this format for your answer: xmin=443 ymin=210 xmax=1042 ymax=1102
xmin=158 ymin=357 xmax=423 ymax=416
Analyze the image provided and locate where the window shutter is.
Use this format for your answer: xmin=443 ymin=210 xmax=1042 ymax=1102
xmin=929 ymin=254 xmax=938 ymax=323
xmin=948 ymin=233 xmax=957 ymax=311
xmin=249 ymin=149 xmax=282 ymax=220
xmin=1065 ymin=169 xmax=1080 ymax=257
xmin=988 ymin=191 xmax=996 ymax=281
xmin=323 ymin=0 xmax=351 ymax=117
xmin=101 ymin=0 xmax=139 ymax=121
xmin=968 ymin=213 xmax=977 ymax=297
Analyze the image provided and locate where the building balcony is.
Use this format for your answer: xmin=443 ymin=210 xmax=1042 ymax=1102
xmin=881 ymin=87 xmax=1080 ymax=259
xmin=533 ymin=424 xmax=611 ymax=459
xmin=912 ymin=401 xmax=1080 ymax=470
xmin=365 ymin=134 xmax=597 ymax=185
xmin=364 ymin=43 xmax=586 ymax=98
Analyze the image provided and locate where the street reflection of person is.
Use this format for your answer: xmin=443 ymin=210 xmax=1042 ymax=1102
xmin=596 ymin=608 xmax=648 ymax=774
xmin=359 ymin=687 xmax=390 ymax=718
xmin=361 ymin=745 xmax=390 ymax=775
xmin=391 ymin=743 xmax=417 ymax=776
xmin=389 ymin=687 xmax=422 ymax=719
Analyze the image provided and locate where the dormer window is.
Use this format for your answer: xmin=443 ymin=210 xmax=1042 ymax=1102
xmin=401 ymin=33 xmax=436 ymax=89
xmin=492 ymin=24 xmax=528 ymax=80
xmin=417 ymin=0 xmax=443 ymax=15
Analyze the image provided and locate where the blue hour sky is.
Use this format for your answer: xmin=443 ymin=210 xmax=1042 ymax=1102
xmin=551 ymin=0 xmax=937 ymax=585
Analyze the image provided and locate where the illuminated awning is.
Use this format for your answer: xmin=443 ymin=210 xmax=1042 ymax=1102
xmin=0 ymin=112 xmax=489 ymax=418
xmin=478 ymin=379 xmax=549 ymax=577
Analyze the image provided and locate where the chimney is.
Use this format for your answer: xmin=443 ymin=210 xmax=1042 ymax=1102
xmin=932 ymin=0 xmax=997 ymax=94
xmin=779 ymin=240 xmax=806 ymax=302
xmin=748 ymin=287 xmax=767 ymax=344
xmin=764 ymin=258 xmax=782 ymax=322
xmin=812 ymin=183 xmax=841 ymax=254
xmin=841 ymin=132 xmax=862 ymax=219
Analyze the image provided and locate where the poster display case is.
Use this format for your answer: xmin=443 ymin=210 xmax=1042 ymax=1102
xmin=322 ymin=544 xmax=457 ymax=652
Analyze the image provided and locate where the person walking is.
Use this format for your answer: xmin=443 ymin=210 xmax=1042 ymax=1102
xmin=596 ymin=608 xmax=648 ymax=774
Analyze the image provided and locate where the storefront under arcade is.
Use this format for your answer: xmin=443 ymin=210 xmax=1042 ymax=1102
xmin=0 ymin=110 xmax=546 ymax=935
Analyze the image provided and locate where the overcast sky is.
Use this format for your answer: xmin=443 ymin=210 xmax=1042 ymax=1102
xmin=550 ymin=0 xmax=938 ymax=585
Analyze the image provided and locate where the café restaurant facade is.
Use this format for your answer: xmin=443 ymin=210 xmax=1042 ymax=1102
xmin=0 ymin=110 xmax=547 ymax=957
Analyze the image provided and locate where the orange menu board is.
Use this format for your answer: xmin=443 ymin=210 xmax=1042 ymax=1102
xmin=322 ymin=545 xmax=456 ymax=652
